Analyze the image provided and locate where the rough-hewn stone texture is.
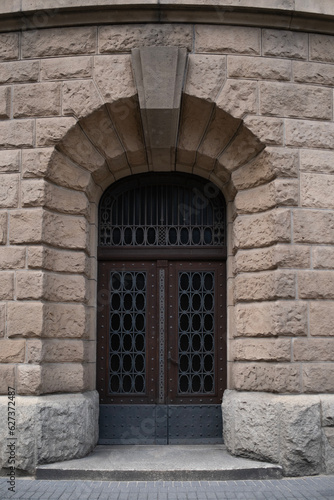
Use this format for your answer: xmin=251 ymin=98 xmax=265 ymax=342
xmin=7 ymin=302 xmax=44 ymax=338
xmin=244 ymin=116 xmax=284 ymax=145
xmin=0 ymin=120 xmax=34 ymax=148
xmin=0 ymin=86 xmax=11 ymax=119
xmin=301 ymin=173 xmax=334 ymax=210
xmin=41 ymin=56 xmax=92 ymax=80
xmin=13 ymin=83 xmax=61 ymax=118
xmin=185 ymin=54 xmax=226 ymax=101
xmin=286 ymin=120 xmax=334 ymax=149
xmin=294 ymin=61 xmax=334 ymax=85
xmin=0 ymin=150 xmax=20 ymax=172
xmin=0 ymin=174 xmax=19 ymax=208
xmin=234 ymin=244 xmax=310 ymax=273
xmin=0 ymin=33 xmax=19 ymax=61
xmin=16 ymin=271 xmax=44 ymax=300
xmin=0 ymin=273 xmax=14 ymax=300
xmin=300 ymin=149 xmax=334 ymax=174
xmin=294 ymin=210 xmax=334 ymax=244
xmin=0 ymin=304 xmax=5 ymax=337
xmin=63 ymin=80 xmax=103 ymax=119
xmin=44 ymin=304 xmax=88 ymax=339
xmin=17 ymin=365 xmax=42 ymax=395
xmin=195 ymin=25 xmax=260 ymax=55
xmin=232 ymin=363 xmax=301 ymax=393
xmin=22 ymin=27 xmax=97 ymax=58
xmin=294 ymin=339 xmax=334 ymax=362
xmin=313 ymin=247 xmax=334 ymax=269
xmin=309 ymin=302 xmax=334 ymax=337
xmin=235 ymin=271 xmax=296 ymax=302
xmin=0 ymin=340 xmax=25 ymax=363
xmin=303 ymin=365 xmax=334 ymax=393
xmin=298 ymin=271 xmax=334 ymax=299
xmin=262 ymin=29 xmax=308 ymax=59
xmin=217 ymin=79 xmax=258 ymax=118
xmin=36 ymin=117 xmax=76 ymax=147
xmin=0 ymin=247 xmax=25 ymax=270
xmin=0 ymin=365 xmax=15 ymax=394
xmin=28 ymin=247 xmax=87 ymax=274
xmin=228 ymin=55 xmax=291 ymax=81
xmin=10 ymin=209 xmax=43 ymax=244
xmin=233 ymin=339 xmax=291 ymax=362
xmin=0 ymin=60 xmax=39 ymax=84
xmin=310 ymin=34 xmax=334 ymax=63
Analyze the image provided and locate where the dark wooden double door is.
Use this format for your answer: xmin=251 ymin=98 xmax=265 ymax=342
xmin=97 ymin=257 xmax=226 ymax=444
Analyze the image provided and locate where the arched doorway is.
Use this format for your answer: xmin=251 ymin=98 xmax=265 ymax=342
xmin=97 ymin=172 xmax=227 ymax=444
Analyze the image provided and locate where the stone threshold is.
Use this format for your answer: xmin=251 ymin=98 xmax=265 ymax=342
xmin=36 ymin=445 xmax=283 ymax=481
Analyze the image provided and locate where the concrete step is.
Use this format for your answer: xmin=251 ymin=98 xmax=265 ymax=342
xmin=36 ymin=445 xmax=283 ymax=481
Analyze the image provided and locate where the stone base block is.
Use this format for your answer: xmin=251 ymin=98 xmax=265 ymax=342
xmin=0 ymin=391 xmax=99 ymax=474
xmin=222 ymin=390 xmax=334 ymax=477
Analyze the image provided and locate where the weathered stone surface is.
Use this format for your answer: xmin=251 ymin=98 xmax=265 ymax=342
xmin=0 ymin=303 xmax=5 ymax=337
xmin=58 ymin=125 xmax=106 ymax=172
xmin=310 ymin=34 xmax=334 ymax=63
xmin=17 ymin=365 xmax=42 ymax=395
xmin=0 ymin=150 xmax=20 ymax=173
xmin=228 ymin=55 xmax=291 ymax=81
xmin=298 ymin=271 xmax=334 ymax=299
xmin=233 ymin=209 xmax=291 ymax=249
xmin=0 ymin=120 xmax=34 ymax=148
xmin=22 ymin=148 xmax=53 ymax=178
xmin=0 ymin=339 xmax=25 ymax=362
xmin=294 ymin=209 xmax=334 ymax=244
xmin=26 ymin=339 xmax=42 ymax=363
xmin=0 ymin=60 xmax=39 ymax=84
xmin=38 ymin=340 xmax=86 ymax=363
xmin=0 ymin=247 xmax=25 ymax=269
xmin=16 ymin=271 xmax=43 ymax=300
xmin=321 ymin=395 xmax=334 ymax=427
xmin=44 ymin=273 xmax=87 ymax=303
xmin=94 ymin=55 xmax=136 ymax=102
xmin=63 ymin=80 xmax=103 ymax=119
xmin=99 ymin=24 xmax=192 ymax=53
xmin=234 ymin=271 xmax=295 ymax=302
xmin=234 ymin=244 xmax=310 ymax=273
xmin=275 ymin=244 xmax=310 ymax=268
xmin=233 ymin=338 xmax=291 ymax=362
xmin=0 ymin=365 xmax=15 ymax=394
xmin=22 ymin=179 xmax=45 ymax=207
xmin=0 ymin=273 xmax=14 ymax=300
xmin=13 ymin=82 xmax=61 ymax=118
xmin=0 ymin=86 xmax=10 ymax=119
xmin=244 ymin=116 xmax=284 ymax=145
xmin=0 ymin=213 xmax=7 ymax=245
xmin=44 ymin=212 xmax=88 ymax=250
xmin=232 ymin=363 xmax=301 ymax=392
xmin=185 ymin=54 xmax=226 ymax=101
xmin=36 ymin=117 xmax=76 ymax=147
xmin=235 ymin=182 xmax=275 ymax=213
xmin=0 ymin=33 xmax=19 ymax=61
xmin=28 ymin=246 xmax=87 ymax=274
xmin=44 ymin=304 xmax=88 ymax=338
xmin=216 ymin=79 xmax=257 ymax=118
xmin=41 ymin=56 xmax=92 ymax=80
xmin=196 ymin=25 xmax=260 ymax=55
xmin=46 ymin=183 xmax=88 ymax=215
xmin=7 ymin=302 xmax=44 ymax=338
xmin=10 ymin=209 xmax=43 ymax=244
xmin=46 ymin=150 xmax=91 ymax=191
xmin=260 ymin=82 xmax=332 ymax=120
xmin=22 ymin=27 xmax=97 ymax=58
xmin=322 ymin=428 xmax=334 ymax=474
xmin=41 ymin=364 xmax=87 ymax=393
xmin=294 ymin=339 xmax=334 ymax=362
xmin=300 ymin=149 xmax=334 ymax=174
xmin=263 ymin=29 xmax=308 ymax=59
xmin=0 ymin=173 xmax=19 ymax=208
xmin=309 ymin=301 xmax=334 ymax=337
xmin=301 ymin=173 xmax=334 ymax=209
xmin=294 ymin=60 xmax=334 ymax=85
xmin=303 ymin=364 xmax=334 ymax=393
xmin=313 ymin=246 xmax=334 ymax=269
xmin=234 ymin=300 xmax=307 ymax=338
xmin=286 ymin=119 xmax=334 ymax=149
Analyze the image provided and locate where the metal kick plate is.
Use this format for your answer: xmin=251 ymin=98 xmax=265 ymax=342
xmin=99 ymin=405 xmax=222 ymax=445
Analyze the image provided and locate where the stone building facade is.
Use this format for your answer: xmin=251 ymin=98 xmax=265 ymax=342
xmin=0 ymin=0 xmax=334 ymax=477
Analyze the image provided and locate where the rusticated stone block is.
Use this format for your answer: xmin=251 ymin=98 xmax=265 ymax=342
xmin=0 ymin=150 xmax=20 ymax=172
xmin=0 ymin=212 xmax=7 ymax=245
xmin=321 ymin=395 xmax=334 ymax=427
xmin=63 ymin=80 xmax=103 ymax=119
xmin=0 ymin=303 xmax=5 ymax=337
xmin=16 ymin=271 xmax=43 ymax=300
xmin=294 ymin=209 xmax=334 ymax=245
xmin=0 ymin=86 xmax=11 ymax=119
xmin=294 ymin=339 xmax=334 ymax=362
xmin=232 ymin=362 xmax=301 ymax=393
xmin=235 ymin=179 xmax=298 ymax=214
xmin=26 ymin=339 xmax=42 ymax=363
xmin=234 ymin=271 xmax=295 ymax=302
xmin=234 ymin=300 xmax=307 ymax=338
xmin=44 ymin=211 xmax=88 ymax=250
xmin=7 ymin=302 xmax=43 ymax=338
xmin=195 ymin=25 xmax=260 ymax=55
xmin=99 ymin=24 xmax=193 ymax=53
xmin=185 ymin=54 xmax=226 ymax=101
xmin=41 ymin=363 xmax=87 ymax=393
xmin=275 ymin=244 xmax=310 ymax=269
xmin=233 ymin=208 xmax=291 ymax=249
xmin=244 ymin=116 xmax=284 ymax=145
xmin=13 ymin=82 xmax=61 ymax=118
xmin=298 ymin=271 xmax=334 ymax=299
xmin=22 ymin=179 xmax=45 ymax=207
xmin=303 ymin=364 xmax=334 ymax=393
xmin=260 ymin=82 xmax=332 ymax=120
xmin=45 ymin=151 xmax=91 ymax=191
xmin=41 ymin=56 xmax=92 ymax=80
xmin=301 ymin=173 xmax=334 ymax=209
xmin=216 ymin=79 xmax=258 ymax=118
xmin=0 ymin=119 xmax=34 ymax=148
xmin=0 ymin=33 xmax=19 ymax=61
xmin=313 ymin=247 xmax=334 ymax=269
xmin=0 ymin=339 xmax=25 ymax=362
xmin=0 ymin=247 xmax=25 ymax=270
xmin=28 ymin=247 xmax=86 ymax=274
xmin=94 ymin=55 xmax=136 ymax=102
xmin=309 ymin=301 xmax=334 ymax=337
xmin=0 ymin=60 xmax=39 ymax=84
xmin=17 ymin=365 xmax=42 ymax=395
xmin=228 ymin=55 xmax=291 ymax=81
xmin=233 ymin=338 xmax=291 ymax=362
xmin=46 ymin=183 xmax=88 ymax=215
xmin=22 ymin=27 xmax=96 ymax=58
xmin=286 ymin=119 xmax=334 ymax=149
xmin=0 ymin=273 xmax=14 ymax=300
xmin=44 ymin=303 xmax=88 ymax=339
xmin=44 ymin=273 xmax=87 ymax=303
xmin=22 ymin=148 xmax=53 ymax=178
xmin=10 ymin=209 xmax=43 ymax=244
xmin=300 ymin=149 xmax=334 ymax=175
xmin=263 ymin=29 xmax=308 ymax=59
xmin=294 ymin=61 xmax=334 ymax=85
xmin=0 ymin=365 xmax=15 ymax=394
xmin=310 ymin=34 xmax=334 ymax=63
xmin=36 ymin=117 xmax=76 ymax=147
xmin=0 ymin=173 xmax=19 ymax=208
xmin=40 ymin=340 xmax=86 ymax=363
xmin=234 ymin=244 xmax=310 ymax=273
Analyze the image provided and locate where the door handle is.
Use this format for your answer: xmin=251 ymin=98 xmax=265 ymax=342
xmin=168 ymin=352 xmax=178 ymax=365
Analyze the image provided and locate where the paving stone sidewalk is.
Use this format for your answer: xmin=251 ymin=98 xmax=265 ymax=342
xmin=1 ymin=476 xmax=334 ymax=500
